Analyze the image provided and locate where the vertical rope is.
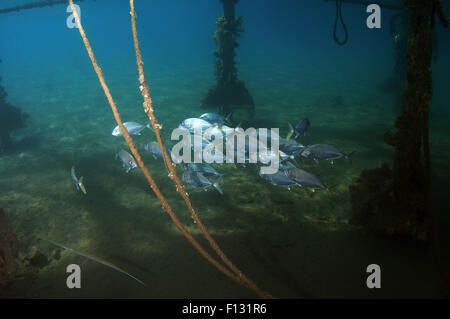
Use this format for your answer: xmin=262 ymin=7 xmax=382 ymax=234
xmin=68 ymin=0 xmax=272 ymax=299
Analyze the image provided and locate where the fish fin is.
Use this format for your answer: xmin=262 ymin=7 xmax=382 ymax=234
xmin=213 ymin=175 xmax=224 ymax=195
xmin=79 ymin=182 xmax=87 ymax=195
xmin=146 ymin=123 xmax=151 ymax=129
xmin=234 ymin=122 xmax=242 ymax=131
xmin=286 ymin=122 xmax=294 ymax=140
xmin=345 ymin=151 xmax=356 ymax=164
xmin=326 ymin=183 xmax=338 ymax=195
xmin=78 ymin=176 xmax=86 ymax=194
xmin=224 ymin=112 xmax=233 ymax=125
xmin=213 ymin=183 xmax=223 ymax=195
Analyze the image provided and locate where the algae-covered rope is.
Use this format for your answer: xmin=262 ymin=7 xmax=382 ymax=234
xmin=334 ymin=0 xmax=348 ymax=45
xmin=67 ymin=0 xmax=272 ymax=299
xmin=128 ymin=0 xmax=272 ymax=299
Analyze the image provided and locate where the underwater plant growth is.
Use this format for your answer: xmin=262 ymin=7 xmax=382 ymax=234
xmin=202 ymin=0 xmax=255 ymax=118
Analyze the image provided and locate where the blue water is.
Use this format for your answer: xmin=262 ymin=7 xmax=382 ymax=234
xmin=0 ymin=0 xmax=449 ymax=298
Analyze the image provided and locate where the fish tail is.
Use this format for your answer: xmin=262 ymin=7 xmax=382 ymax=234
xmin=290 ymin=158 xmax=299 ymax=167
xmin=213 ymin=175 xmax=224 ymax=195
xmin=79 ymin=177 xmax=87 ymax=195
xmin=224 ymin=112 xmax=233 ymax=125
xmin=345 ymin=151 xmax=356 ymax=164
xmin=286 ymin=122 xmax=294 ymax=140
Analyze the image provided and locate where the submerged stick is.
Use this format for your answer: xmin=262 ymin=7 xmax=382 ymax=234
xmin=67 ymin=0 xmax=271 ymax=298
xmin=40 ymin=238 xmax=145 ymax=285
xmin=129 ymin=0 xmax=272 ymax=299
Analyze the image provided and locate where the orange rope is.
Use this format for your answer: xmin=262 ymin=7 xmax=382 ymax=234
xmin=68 ymin=0 xmax=272 ymax=298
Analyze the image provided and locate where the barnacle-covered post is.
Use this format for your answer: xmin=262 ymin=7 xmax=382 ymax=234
xmin=377 ymin=9 xmax=410 ymax=93
xmin=202 ymin=0 xmax=255 ymax=119
xmin=349 ymin=0 xmax=447 ymax=239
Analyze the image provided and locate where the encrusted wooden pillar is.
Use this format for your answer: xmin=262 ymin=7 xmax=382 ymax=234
xmin=349 ymin=0 xmax=447 ymax=239
xmin=201 ymin=0 xmax=254 ymax=118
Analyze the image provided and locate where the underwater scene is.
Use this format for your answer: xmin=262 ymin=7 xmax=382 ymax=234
xmin=0 ymin=0 xmax=450 ymax=299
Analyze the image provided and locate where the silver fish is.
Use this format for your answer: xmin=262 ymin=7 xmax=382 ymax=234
xmin=144 ymin=141 xmax=170 ymax=160
xmin=300 ymin=144 xmax=354 ymax=163
xmin=116 ymin=149 xmax=138 ymax=173
xmin=71 ymin=166 xmax=87 ymax=195
xmin=191 ymin=134 xmax=216 ymax=151
xmin=279 ymin=160 xmax=297 ymax=171
xmin=199 ymin=112 xmax=232 ymax=125
xmin=112 ymin=122 xmax=150 ymax=136
xmin=202 ymin=123 xmax=242 ymax=144
xmin=218 ymin=123 xmax=241 ymax=137
xmin=284 ymin=167 xmax=327 ymax=190
xmin=260 ymin=170 xmax=298 ymax=189
xmin=279 ymin=137 xmax=305 ymax=156
xmin=179 ymin=118 xmax=213 ymax=134
xmin=182 ymin=171 xmax=223 ymax=194
xmin=185 ymin=163 xmax=222 ymax=177
xmin=287 ymin=118 xmax=310 ymax=140
xmin=258 ymin=149 xmax=293 ymax=163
